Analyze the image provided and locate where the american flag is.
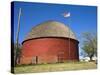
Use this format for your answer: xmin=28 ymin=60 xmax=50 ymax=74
xmin=62 ymin=12 xmax=70 ymax=18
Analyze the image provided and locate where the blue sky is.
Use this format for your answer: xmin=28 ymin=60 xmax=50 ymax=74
xmin=13 ymin=1 xmax=97 ymax=58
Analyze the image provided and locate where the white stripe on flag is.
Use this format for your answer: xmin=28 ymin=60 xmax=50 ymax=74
xmin=63 ymin=12 xmax=70 ymax=18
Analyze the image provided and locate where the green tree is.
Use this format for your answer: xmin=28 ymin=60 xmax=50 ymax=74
xmin=82 ymin=32 xmax=97 ymax=61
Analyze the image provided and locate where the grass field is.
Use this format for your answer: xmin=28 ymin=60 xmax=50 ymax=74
xmin=14 ymin=62 xmax=97 ymax=74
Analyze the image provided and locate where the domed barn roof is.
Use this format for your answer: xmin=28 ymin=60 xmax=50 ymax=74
xmin=24 ymin=20 xmax=77 ymax=41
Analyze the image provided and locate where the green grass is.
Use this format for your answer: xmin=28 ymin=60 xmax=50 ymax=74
xmin=14 ymin=62 xmax=97 ymax=74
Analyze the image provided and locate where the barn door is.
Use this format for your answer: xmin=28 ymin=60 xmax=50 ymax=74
xmin=32 ymin=56 xmax=38 ymax=64
xmin=58 ymin=52 xmax=65 ymax=63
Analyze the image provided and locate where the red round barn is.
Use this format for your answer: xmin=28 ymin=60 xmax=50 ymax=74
xmin=20 ymin=21 xmax=79 ymax=64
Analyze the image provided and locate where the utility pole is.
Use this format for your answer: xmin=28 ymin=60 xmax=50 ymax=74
xmin=15 ymin=8 xmax=22 ymax=66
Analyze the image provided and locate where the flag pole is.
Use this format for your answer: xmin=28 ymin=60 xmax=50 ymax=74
xmin=15 ymin=8 xmax=22 ymax=66
xmin=63 ymin=12 xmax=71 ymax=62
xmin=68 ymin=15 xmax=70 ymax=62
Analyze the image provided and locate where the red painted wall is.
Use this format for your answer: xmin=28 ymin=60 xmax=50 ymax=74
xmin=20 ymin=37 xmax=79 ymax=64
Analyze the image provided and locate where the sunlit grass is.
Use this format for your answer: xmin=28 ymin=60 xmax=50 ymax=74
xmin=14 ymin=62 xmax=97 ymax=74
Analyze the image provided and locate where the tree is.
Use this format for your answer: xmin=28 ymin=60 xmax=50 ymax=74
xmin=14 ymin=43 xmax=22 ymax=65
xmin=82 ymin=32 xmax=97 ymax=61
